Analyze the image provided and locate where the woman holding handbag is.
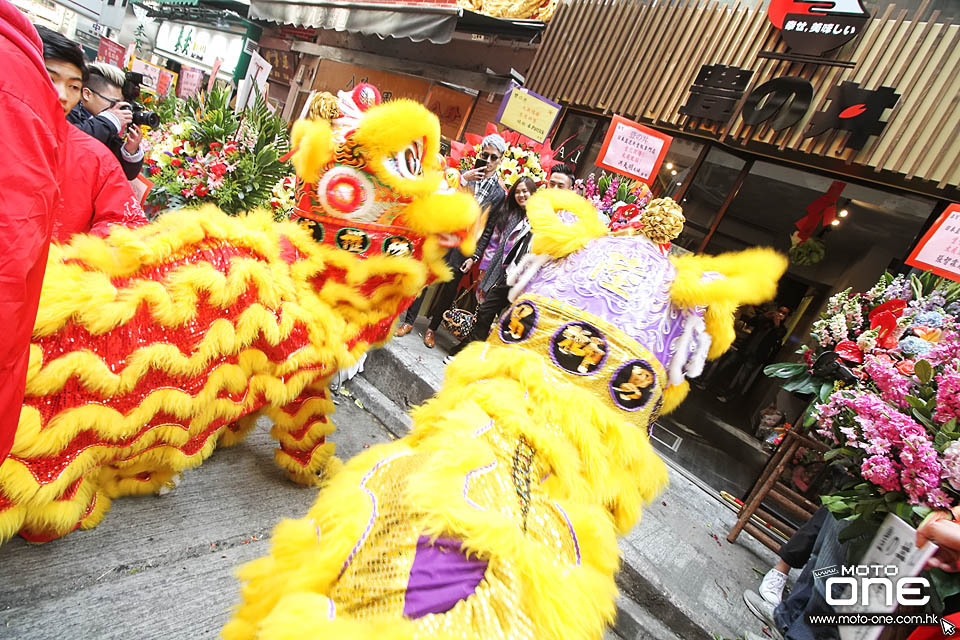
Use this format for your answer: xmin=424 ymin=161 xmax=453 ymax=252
xmin=443 ymin=177 xmax=538 ymax=362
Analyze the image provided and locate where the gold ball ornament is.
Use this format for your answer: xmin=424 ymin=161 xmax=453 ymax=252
xmin=639 ymin=197 xmax=685 ymax=244
xmin=309 ymin=92 xmax=341 ymax=121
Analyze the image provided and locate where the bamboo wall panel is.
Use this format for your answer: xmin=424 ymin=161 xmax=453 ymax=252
xmin=526 ymin=0 xmax=960 ymax=195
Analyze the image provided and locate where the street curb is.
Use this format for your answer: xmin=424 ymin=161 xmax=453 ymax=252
xmin=356 ymin=340 xmax=733 ymax=640
xmin=344 ymin=375 xmax=413 ymax=438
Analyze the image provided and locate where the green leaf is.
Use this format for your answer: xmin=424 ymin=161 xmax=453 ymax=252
xmin=913 ymin=408 xmax=935 ymax=430
xmin=936 ymin=432 xmax=950 ymax=448
xmin=915 ymin=359 xmax=934 ymax=384
xmin=930 ymin=568 xmax=960 ymax=609
xmin=783 ymin=377 xmax=819 ymax=394
xmin=945 ymin=419 xmax=957 ymax=434
xmin=838 ymin=516 xmax=878 ymax=543
xmin=893 ymin=501 xmax=915 ymax=522
xmin=764 ymin=362 xmax=808 ymax=378
xmin=905 ymin=395 xmax=928 ymax=411
xmin=820 ymin=382 xmax=834 ymax=403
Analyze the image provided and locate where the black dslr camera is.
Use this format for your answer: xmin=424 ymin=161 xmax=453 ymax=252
xmin=119 ymin=71 xmax=160 ymax=129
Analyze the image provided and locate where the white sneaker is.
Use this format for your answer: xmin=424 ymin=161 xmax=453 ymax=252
xmin=743 ymin=589 xmax=781 ymax=637
xmin=443 ymin=354 xmax=455 ymax=365
xmin=759 ymin=568 xmax=788 ymax=606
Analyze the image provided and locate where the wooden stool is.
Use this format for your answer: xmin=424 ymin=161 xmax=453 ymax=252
xmin=727 ymin=422 xmax=830 ymax=553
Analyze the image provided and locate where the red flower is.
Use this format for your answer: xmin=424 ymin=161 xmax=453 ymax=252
xmin=150 ymin=167 xmax=160 ymax=176
xmin=181 ymin=188 xmax=192 ymax=196
xmin=834 ymin=340 xmax=864 ymax=363
xmin=195 ymin=184 xmax=209 ymax=197
xmin=897 ymin=360 xmax=916 ymax=376
xmin=172 ymin=145 xmax=183 ymax=155
xmin=868 ymin=299 xmax=907 ymax=323
xmin=209 ymin=162 xmax=227 ymax=178
xmin=171 ymin=159 xmax=182 ymax=167
xmin=870 ymin=311 xmax=901 ymax=350
xmin=209 ymin=142 xmax=221 ymax=150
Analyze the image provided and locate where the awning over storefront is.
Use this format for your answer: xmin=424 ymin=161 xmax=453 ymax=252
xmin=249 ymin=1 xmax=461 ymax=43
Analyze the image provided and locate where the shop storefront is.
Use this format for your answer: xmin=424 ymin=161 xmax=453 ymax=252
xmin=247 ymin=0 xmax=545 ymax=140
xmin=526 ymin=0 xmax=960 ymax=496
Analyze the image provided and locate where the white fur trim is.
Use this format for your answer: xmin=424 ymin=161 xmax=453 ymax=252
xmin=684 ymin=320 xmax=712 ymax=380
xmin=507 ymin=253 xmax=551 ymax=303
xmin=667 ymin=314 xmax=712 ymax=386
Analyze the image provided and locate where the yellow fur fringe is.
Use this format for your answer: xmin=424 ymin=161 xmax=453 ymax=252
xmin=225 ymin=343 xmax=668 ymax=640
xmin=669 ymin=247 xmax=788 ymax=358
xmin=526 ymin=190 xmax=609 ymax=258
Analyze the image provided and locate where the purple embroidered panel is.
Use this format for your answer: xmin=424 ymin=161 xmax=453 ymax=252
xmin=522 ymin=235 xmax=687 ymax=367
xmin=403 ymin=536 xmax=488 ymax=619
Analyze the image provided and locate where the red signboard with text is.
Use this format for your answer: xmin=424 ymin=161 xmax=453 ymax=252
xmin=96 ymin=37 xmax=125 ymax=68
xmin=595 ymin=115 xmax=673 ymax=186
xmin=907 ymin=204 xmax=960 ymax=283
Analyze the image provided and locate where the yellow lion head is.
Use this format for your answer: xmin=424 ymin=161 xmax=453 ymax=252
xmin=288 ymin=84 xmax=479 ymax=280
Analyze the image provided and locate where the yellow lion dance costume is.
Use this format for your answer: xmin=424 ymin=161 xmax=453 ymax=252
xmin=224 ymin=190 xmax=787 ymax=639
xmin=0 ymin=84 xmax=478 ymax=544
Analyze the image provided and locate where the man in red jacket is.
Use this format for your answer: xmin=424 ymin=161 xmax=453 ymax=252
xmin=35 ymin=25 xmax=147 ymax=243
xmin=0 ymin=1 xmax=68 ymax=462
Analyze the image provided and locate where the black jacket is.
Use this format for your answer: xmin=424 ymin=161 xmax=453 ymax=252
xmin=67 ymin=103 xmax=143 ymax=180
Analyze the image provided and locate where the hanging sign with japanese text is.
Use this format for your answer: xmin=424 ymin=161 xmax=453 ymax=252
xmin=906 ymin=204 xmax=960 ymax=283
xmin=595 ymin=115 xmax=673 ymax=185
xmin=766 ymin=0 xmax=870 ymax=61
xmin=96 ymin=36 xmax=125 ymax=68
xmin=496 ymin=86 xmax=562 ymax=144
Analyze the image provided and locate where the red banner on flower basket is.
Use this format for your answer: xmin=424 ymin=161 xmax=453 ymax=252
xmin=907 ymin=203 xmax=960 ymax=283
xmin=594 ymin=116 xmax=672 ymax=186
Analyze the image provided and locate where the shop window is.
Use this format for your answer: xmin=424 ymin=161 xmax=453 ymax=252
xmin=650 ymin=136 xmax=704 ymax=200
xmin=671 ymin=147 xmax=746 ymax=252
xmin=551 ymin=112 xmax=602 ymax=171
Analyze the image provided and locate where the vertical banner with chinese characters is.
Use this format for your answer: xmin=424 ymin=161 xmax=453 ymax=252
xmin=496 ymin=85 xmax=562 ymax=144
xmin=595 ymin=115 xmax=673 ymax=185
xmin=906 ymin=204 xmax=960 ymax=282
xmin=178 ymin=64 xmax=204 ymax=99
xmin=96 ymin=36 xmax=125 ymax=68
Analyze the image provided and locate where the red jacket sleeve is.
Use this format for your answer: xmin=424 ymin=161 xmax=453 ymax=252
xmin=0 ymin=91 xmax=61 ymax=461
xmin=89 ymin=157 xmax=148 ymax=237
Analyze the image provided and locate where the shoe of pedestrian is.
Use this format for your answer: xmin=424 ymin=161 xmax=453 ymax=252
xmin=424 ymin=329 xmax=436 ymax=348
xmin=759 ymin=568 xmax=788 ymax=606
xmin=395 ymin=323 xmax=413 ymax=337
xmin=443 ymin=354 xmax=455 ymax=365
xmin=743 ymin=589 xmax=780 ymax=632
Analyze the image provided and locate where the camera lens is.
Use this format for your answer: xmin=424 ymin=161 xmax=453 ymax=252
xmin=132 ymin=110 xmax=160 ymax=129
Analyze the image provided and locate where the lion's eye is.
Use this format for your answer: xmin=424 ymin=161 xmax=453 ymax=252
xmin=385 ymin=139 xmax=424 ymax=180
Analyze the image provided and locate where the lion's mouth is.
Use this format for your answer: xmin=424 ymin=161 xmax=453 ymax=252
xmin=437 ymin=232 xmax=465 ymax=248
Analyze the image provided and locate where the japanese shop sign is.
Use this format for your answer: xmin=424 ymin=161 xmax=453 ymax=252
xmin=496 ymin=86 xmax=562 ymax=144
xmin=766 ymin=0 xmax=870 ymax=62
xmin=595 ymin=116 xmax=672 ymax=185
xmin=907 ymin=204 xmax=960 ymax=283
xmin=96 ymin=36 xmax=125 ymax=68
xmin=680 ymin=64 xmax=900 ymax=150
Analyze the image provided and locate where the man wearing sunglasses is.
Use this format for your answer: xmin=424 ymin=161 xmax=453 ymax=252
xmin=67 ymin=62 xmax=144 ymax=180
xmin=459 ymin=134 xmax=508 ymax=213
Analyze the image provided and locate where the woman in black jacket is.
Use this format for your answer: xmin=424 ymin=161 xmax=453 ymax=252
xmin=444 ymin=177 xmax=538 ymax=362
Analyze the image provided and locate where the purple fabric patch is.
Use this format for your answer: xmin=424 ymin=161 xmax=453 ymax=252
xmin=403 ymin=536 xmax=488 ymax=619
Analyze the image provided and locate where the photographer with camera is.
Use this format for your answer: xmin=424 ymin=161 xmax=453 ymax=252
xmin=35 ymin=26 xmax=146 ymax=242
xmin=67 ymin=63 xmax=151 ymax=180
